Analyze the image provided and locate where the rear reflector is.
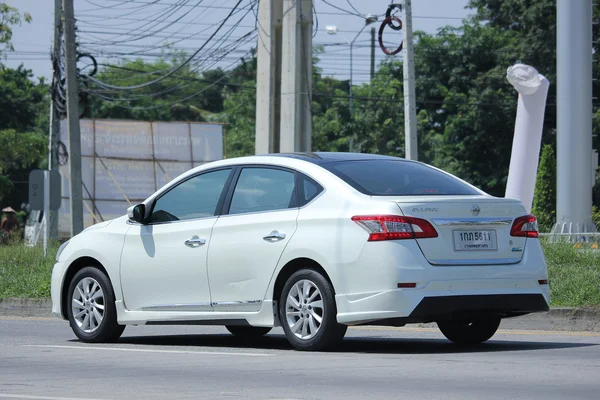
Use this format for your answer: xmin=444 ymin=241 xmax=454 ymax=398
xmin=538 ymin=279 xmax=548 ymax=285
xmin=397 ymin=282 xmax=417 ymax=288
xmin=352 ymin=215 xmax=438 ymax=241
xmin=510 ymin=214 xmax=539 ymax=238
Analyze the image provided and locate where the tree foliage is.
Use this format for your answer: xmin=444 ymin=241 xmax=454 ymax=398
xmin=0 ymin=129 xmax=46 ymax=201
xmin=532 ymin=144 xmax=556 ymax=230
xmin=0 ymin=65 xmax=47 ymax=132
xmin=0 ymin=3 xmax=31 ymax=57
xmin=0 ymin=5 xmax=47 ymax=208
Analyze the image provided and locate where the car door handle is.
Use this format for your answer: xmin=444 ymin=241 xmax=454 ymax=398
xmin=184 ymin=236 xmax=206 ymax=247
xmin=263 ymin=231 xmax=286 ymax=242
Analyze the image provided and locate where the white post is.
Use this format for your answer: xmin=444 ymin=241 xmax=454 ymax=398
xmin=280 ymin=0 xmax=312 ymax=153
xmin=255 ymin=0 xmax=282 ymax=155
xmin=505 ymin=64 xmax=550 ymax=213
xmin=43 ymin=170 xmax=50 ymax=257
xmin=556 ymin=0 xmax=594 ymax=232
xmin=402 ymin=0 xmax=417 ymax=160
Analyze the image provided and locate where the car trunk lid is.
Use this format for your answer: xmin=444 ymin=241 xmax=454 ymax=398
xmin=384 ymin=196 xmax=528 ymax=265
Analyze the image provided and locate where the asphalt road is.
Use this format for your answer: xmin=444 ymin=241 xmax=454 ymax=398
xmin=1 ymin=317 xmax=599 ymax=400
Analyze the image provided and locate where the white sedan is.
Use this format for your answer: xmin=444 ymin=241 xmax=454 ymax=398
xmin=51 ymin=153 xmax=550 ymax=351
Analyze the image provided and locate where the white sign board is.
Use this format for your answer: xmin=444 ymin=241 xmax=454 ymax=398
xmin=58 ymin=119 xmax=223 ymax=236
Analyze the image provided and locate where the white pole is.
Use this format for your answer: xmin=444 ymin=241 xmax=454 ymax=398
xmin=255 ymin=0 xmax=282 ymax=155
xmin=402 ymin=0 xmax=418 ymax=160
xmin=280 ymin=0 xmax=312 ymax=153
xmin=505 ymin=64 xmax=550 ymax=213
xmin=556 ymin=0 xmax=594 ymax=232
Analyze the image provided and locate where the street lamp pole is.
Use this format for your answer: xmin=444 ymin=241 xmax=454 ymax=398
xmin=326 ymin=15 xmax=377 ymax=152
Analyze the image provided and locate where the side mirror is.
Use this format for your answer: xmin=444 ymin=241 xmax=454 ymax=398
xmin=127 ymin=204 xmax=146 ymax=224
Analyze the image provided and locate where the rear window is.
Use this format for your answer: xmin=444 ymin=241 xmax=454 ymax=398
xmin=324 ymin=160 xmax=480 ymax=196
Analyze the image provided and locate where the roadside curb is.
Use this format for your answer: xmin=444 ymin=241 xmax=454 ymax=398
xmin=1 ymin=298 xmax=599 ymax=332
xmin=0 ymin=298 xmax=54 ymax=318
xmin=499 ymin=307 xmax=600 ymax=332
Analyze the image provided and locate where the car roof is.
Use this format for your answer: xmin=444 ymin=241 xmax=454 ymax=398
xmin=266 ymin=152 xmax=405 ymax=165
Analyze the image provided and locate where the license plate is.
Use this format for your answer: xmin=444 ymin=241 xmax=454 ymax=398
xmin=453 ymin=230 xmax=497 ymax=251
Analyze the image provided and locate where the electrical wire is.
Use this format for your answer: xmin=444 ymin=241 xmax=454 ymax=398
xmin=84 ymin=0 xmax=247 ymax=91
xmin=320 ymin=0 xmax=363 ymax=18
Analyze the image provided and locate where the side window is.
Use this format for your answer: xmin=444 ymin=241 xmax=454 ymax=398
xmin=299 ymin=175 xmax=323 ymax=207
xmin=229 ymin=168 xmax=296 ymax=215
xmin=150 ymin=169 xmax=231 ymax=223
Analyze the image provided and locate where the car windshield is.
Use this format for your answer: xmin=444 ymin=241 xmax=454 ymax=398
xmin=324 ymin=160 xmax=481 ymax=196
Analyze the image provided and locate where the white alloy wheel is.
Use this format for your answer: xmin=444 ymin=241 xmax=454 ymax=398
xmin=71 ymin=277 xmax=105 ymax=333
xmin=285 ymin=279 xmax=324 ymax=340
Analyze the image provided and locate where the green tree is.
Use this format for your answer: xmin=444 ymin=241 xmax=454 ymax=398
xmin=0 ymin=129 xmax=46 ymax=202
xmin=0 ymin=5 xmax=47 ymax=208
xmin=532 ymin=144 xmax=556 ymax=231
xmin=0 ymin=3 xmax=31 ymax=57
xmin=86 ymin=56 xmax=211 ymax=122
xmin=0 ymin=65 xmax=47 ymax=132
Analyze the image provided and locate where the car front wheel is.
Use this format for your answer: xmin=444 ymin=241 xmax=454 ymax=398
xmin=67 ymin=267 xmax=125 ymax=343
xmin=437 ymin=317 xmax=501 ymax=345
xmin=279 ymin=269 xmax=347 ymax=351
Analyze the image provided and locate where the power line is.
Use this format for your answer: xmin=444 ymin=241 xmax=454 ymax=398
xmin=85 ymin=0 xmax=250 ymax=91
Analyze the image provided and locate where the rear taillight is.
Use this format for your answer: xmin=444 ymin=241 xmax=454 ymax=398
xmin=351 ymin=215 xmax=438 ymax=241
xmin=510 ymin=214 xmax=539 ymax=238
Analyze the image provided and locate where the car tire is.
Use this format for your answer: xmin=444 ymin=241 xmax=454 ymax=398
xmin=437 ymin=317 xmax=501 ymax=345
xmin=225 ymin=326 xmax=272 ymax=337
xmin=279 ymin=269 xmax=347 ymax=351
xmin=67 ymin=267 xmax=125 ymax=343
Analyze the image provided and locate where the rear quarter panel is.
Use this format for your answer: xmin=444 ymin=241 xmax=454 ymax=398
xmin=269 ymin=170 xmax=404 ymax=299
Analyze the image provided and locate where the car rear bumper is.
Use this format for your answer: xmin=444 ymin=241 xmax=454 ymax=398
xmin=335 ymin=286 xmax=550 ymax=325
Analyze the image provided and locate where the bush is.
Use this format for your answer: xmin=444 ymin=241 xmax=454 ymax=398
xmin=532 ymin=144 xmax=556 ymax=231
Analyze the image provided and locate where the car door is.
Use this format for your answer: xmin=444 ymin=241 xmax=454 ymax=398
xmin=207 ymin=166 xmax=299 ymax=312
xmin=120 ymin=168 xmax=233 ymax=312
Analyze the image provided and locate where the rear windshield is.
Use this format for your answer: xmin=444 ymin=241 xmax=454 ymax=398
xmin=324 ymin=160 xmax=481 ymax=196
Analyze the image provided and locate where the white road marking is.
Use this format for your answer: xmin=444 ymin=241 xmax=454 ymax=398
xmin=0 ymin=394 xmax=109 ymax=400
xmin=23 ymin=344 xmax=274 ymax=357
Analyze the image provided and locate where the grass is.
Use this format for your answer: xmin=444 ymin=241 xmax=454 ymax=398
xmin=543 ymin=241 xmax=600 ymax=308
xmin=0 ymin=240 xmax=599 ymax=307
xmin=0 ymin=241 xmax=58 ymax=299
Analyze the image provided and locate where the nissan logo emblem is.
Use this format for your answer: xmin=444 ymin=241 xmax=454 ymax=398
xmin=471 ymin=204 xmax=481 ymax=216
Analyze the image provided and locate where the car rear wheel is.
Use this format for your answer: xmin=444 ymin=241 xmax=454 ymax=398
xmin=67 ymin=267 xmax=125 ymax=343
xmin=279 ymin=269 xmax=347 ymax=351
xmin=437 ymin=317 xmax=501 ymax=345
xmin=225 ymin=326 xmax=271 ymax=337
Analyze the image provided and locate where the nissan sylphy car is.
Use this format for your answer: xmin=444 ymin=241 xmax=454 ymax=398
xmin=51 ymin=153 xmax=549 ymax=351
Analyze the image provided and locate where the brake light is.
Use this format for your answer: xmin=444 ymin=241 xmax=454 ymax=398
xmin=510 ymin=214 xmax=539 ymax=238
xmin=351 ymin=215 xmax=438 ymax=241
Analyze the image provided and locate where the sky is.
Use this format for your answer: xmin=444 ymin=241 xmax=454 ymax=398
xmin=5 ymin=0 xmax=471 ymax=84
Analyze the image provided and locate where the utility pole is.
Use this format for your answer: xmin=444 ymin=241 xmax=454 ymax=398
xmin=255 ymin=0 xmax=282 ymax=155
xmin=62 ymin=0 xmax=84 ymax=236
xmin=370 ymin=27 xmax=376 ymax=81
xmin=556 ymin=0 xmax=594 ymax=233
xmin=280 ymin=0 xmax=313 ymax=153
xmin=402 ymin=0 xmax=418 ymax=161
xmin=48 ymin=0 xmax=62 ymax=240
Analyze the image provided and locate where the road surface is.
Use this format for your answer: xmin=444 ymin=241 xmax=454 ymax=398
xmin=1 ymin=317 xmax=599 ymax=399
